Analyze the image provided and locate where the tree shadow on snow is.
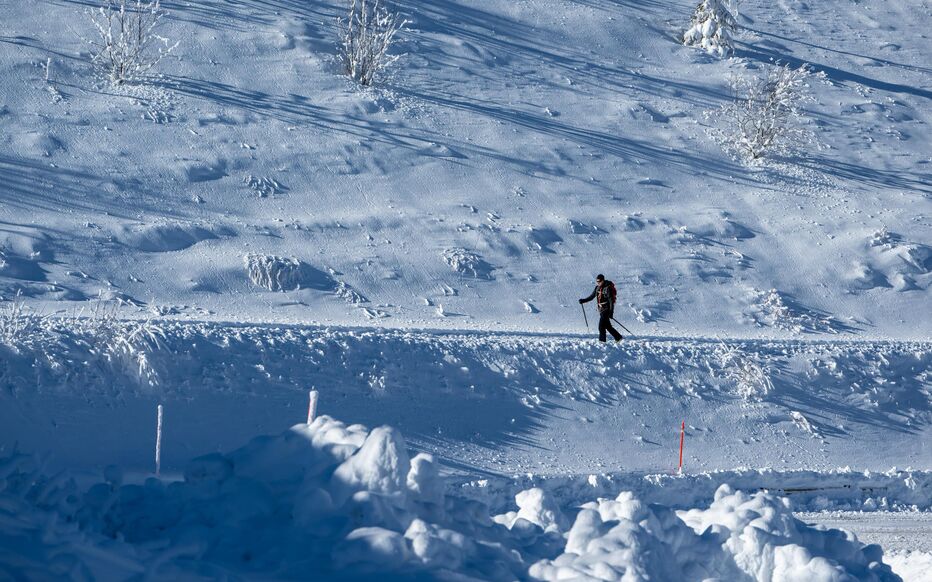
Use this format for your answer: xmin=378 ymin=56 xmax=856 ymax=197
xmin=732 ymin=40 xmax=932 ymax=195
xmin=0 ymin=155 xmax=181 ymax=220
xmin=766 ymin=369 xmax=924 ymax=437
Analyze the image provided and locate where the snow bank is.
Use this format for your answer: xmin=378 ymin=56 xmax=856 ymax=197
xmin=531 ymin=485 xmax=898 ymax=581
xmin=1 ymin=319 xmax=930 ymax=477
xmin=0 ymin=413 xmax=906 ymax=580
xmin=887 ymin=552 xmax=932 ymax=582
xmin=462 ymin=467 xmax=932 ymax=519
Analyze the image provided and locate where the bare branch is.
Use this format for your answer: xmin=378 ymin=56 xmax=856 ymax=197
xmin=83 ymin=0 xmax=178 ymax=85
xmin=707 ymin=63 xmax=822 ymax=163
xmin=339 ymin=0 xmax=407 ymax=87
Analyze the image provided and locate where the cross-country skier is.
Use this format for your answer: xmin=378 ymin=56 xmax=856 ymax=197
xmin=579 ymin=274 xmax=623 ymax=342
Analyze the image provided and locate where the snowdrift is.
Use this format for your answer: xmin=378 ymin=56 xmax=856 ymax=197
xmin=0 ymin=413 xmax=904 ymax=581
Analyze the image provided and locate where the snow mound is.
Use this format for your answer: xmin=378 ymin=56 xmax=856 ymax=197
xmin=441 ymin=247 xmax=494 ymax=279
xmin=865 ymin=228 xmax=932 ymax=293
xmin=743 ymin=288 xmax=855 ymax=334
xmin=0 ymin=413 xmax=906 ymax=580
xmin=532 ymin=485 xmax=899 ymax=581
xmin=244 ymin=253 xmax=335 ymax=292
xmin=494 ymin=487 xmax=569 ymax=533
xmin=119 ymin=221 xmax=232 ymax=253
xmin=887 ymin=551 xmax=932 ymax=582
xmin=462 ymin=467 xmax=932 ymax=519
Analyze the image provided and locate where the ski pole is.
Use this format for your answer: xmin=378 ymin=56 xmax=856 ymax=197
xmin=611 ymin=317 xmax=633 ymax=335
xmin=581 ymin=304 xmax=589 ymax=330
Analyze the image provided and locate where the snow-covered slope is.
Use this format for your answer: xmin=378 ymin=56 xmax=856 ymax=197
xmin=1 ymin=0 xmax=930 ymax=336
xmin=2 ymin=0 xmax=931 ymax=577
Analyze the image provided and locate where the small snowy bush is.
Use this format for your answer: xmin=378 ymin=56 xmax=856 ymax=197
xmin=717 ymin=343 xmax=773 ymax=400
xmin=0 ymin=294 xmax=47 ymax=348
xmin=339 ymin=0 xmax=407 ymax=86
xmin=683 ymin=0 xmax=737 ymax=57
xmin=710 ymin=63 xmax=821 ymax=162
xmin=102 ymin=319 xmax=165 ymax=385
xmin=84 ymin=0 xmax=177 ymax=84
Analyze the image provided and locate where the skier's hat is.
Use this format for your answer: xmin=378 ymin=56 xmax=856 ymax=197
xmin=596 ymin=274 xmax=604 ymax=281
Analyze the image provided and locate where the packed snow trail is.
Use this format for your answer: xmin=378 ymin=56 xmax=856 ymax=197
xmin=1 ymin=319 xmax=928 ymax=477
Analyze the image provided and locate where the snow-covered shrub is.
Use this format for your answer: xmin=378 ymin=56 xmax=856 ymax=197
xmin=339 ymin=0 xmax=407 ymax=86
xmin=84 ymin=0 xmax=177 ymax=84
xmin=717 ymin=343 xmax=773 ymax=400
xmin=101 ymin=319 xmax=165 ymax=385
xmin=709 ymin=63 xmax=821 ymax=162
xmin=245 ymin=254 xmax=338 ymax=292
xmin=244 ymin=254 xmax=305 ymax=291
xmin=0 ymin=293 xmax=47 ymax=348
xmin=683 ymin=0 xmax=737 ymax=57
xmin=75 ymin=296 xmax=120 ymax=344
xmin=744 ymin=288 xmax=844 ymax=334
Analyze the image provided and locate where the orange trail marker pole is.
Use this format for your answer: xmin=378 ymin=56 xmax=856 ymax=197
xmin=678 ymin=420 xmax=685 ymax=475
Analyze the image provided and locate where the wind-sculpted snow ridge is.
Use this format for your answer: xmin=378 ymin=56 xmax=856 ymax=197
xmin=0 ymin=414 xmax=904 ymax=581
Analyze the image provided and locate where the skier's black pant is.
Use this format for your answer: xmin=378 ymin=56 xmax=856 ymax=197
xmin=598 ymin=311 xmax=622 ymax=342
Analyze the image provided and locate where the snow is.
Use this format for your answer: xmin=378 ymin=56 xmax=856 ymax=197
xmin=0 ymin=317 xmax=927 ymax=576
xmin=0 ymin=412 xmax=908 ymax=580
xmin=531 ymin=484 xmax=901 ymax=582
xmin=1 ymin=0 xmax=930 ymax=576
xmin=801 ymin=512 xmax=932 ymax=582
xmin=0 ymin=0 xmax=928 ymax=337
xmin=887 ymin=553 xmax=932 ymax=582
xmin=1 ymin=319 xmax=929 ymax=476
xmin=494 ymin=487 xmax=569 ymax=534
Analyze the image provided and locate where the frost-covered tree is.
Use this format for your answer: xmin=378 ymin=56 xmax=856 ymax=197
xmin=710 ymin=63 xmax=821 ymax=162
xmin=85 ymin=0 xmax=177 ymax=84
xmin=683 ymin=0 xmax=737 ymax=57
xmin=339 ymin=0 xmax=407 ymax=86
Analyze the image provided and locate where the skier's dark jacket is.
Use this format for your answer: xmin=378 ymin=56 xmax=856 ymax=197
xmin=580 ymin=280 xmax=617 ymax=314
